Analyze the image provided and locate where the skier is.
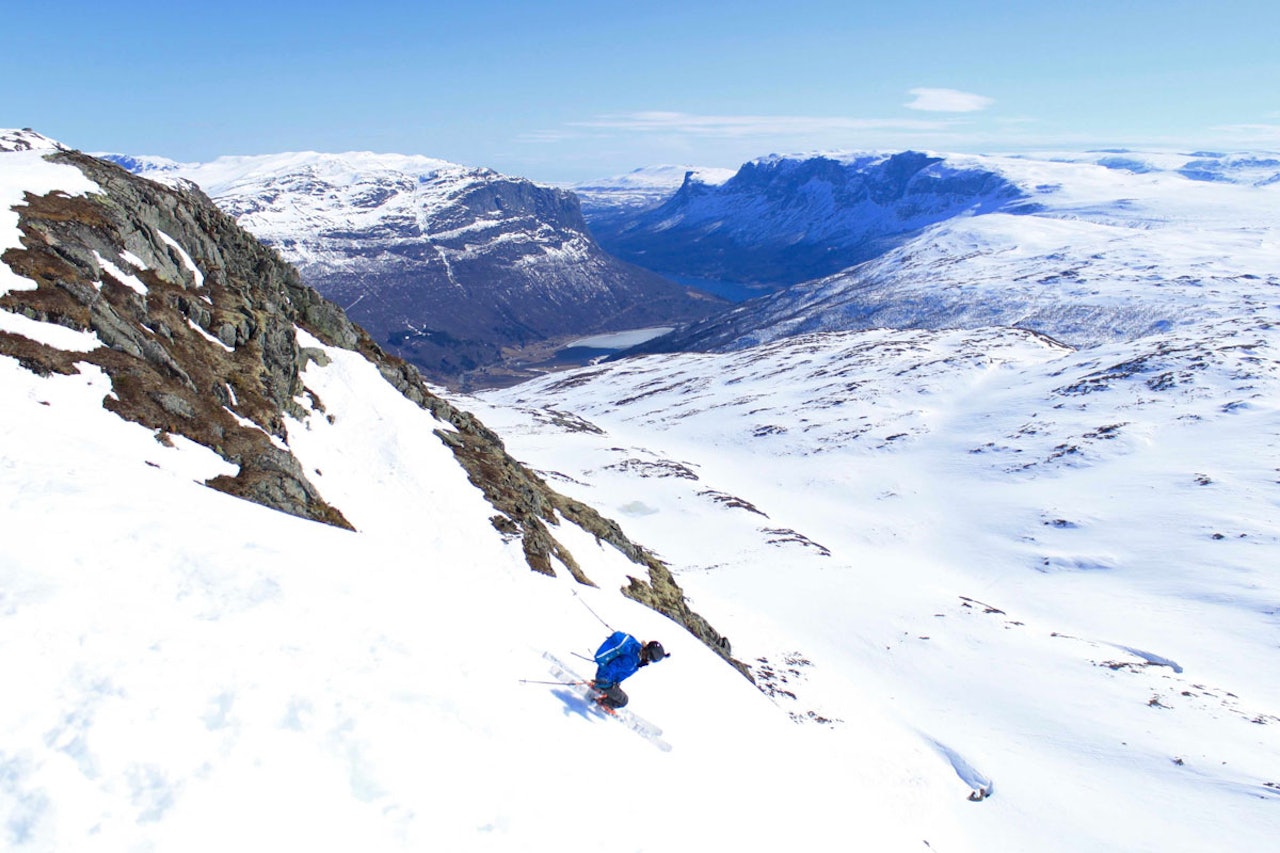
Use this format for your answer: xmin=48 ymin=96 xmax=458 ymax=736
xmin=591 ymin=631 xmax=667 ymax=710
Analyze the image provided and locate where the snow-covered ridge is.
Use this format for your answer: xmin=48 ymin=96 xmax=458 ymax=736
xmin=101 ymin=149 xmax=505 ymax=251
xmin=1044 ymin=148 xmax=1280 ymax=186
xmin=96 ymin=152 xmax=184 ymax=173
xmin=749 ymin=147 xmax=1280 ymax=187
xmin=0 ymin=129 xmax=63 ymax=153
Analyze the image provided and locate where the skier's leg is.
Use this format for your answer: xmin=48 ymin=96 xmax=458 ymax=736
xmin=599 ymin=684 xmax=628 ymax=709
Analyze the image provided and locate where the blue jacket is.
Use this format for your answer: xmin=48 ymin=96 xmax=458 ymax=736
xmin=593 ymin=631 xmax=643 ymax=689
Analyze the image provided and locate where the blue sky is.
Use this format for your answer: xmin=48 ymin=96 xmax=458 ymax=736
xmin=3 ymin=0 xmax=1277 ymax=182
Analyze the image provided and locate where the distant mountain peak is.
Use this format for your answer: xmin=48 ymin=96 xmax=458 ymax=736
xmin=618 ymin=149 xmax=1280 ymax=358
xmin=587 ymin=149 xmax=1026 ymax=289
xmin=0 ymin=128 xmax=63 ymax=153
xmin=574 ymin=164 xmax=735 ymax=191
xmin=96 ymin=152 xmax=186 ymax=174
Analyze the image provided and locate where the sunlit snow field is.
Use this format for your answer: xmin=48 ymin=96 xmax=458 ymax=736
xmin=1 ymin=341 xmax=961 ymax=852
xmin=473 ymin=316 xmax=1280 ymax=852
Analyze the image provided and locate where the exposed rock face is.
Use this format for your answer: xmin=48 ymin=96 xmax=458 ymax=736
xmin=2 ymin=143 xmax=742 ymax=674
xmin=587 ymin=151 xmax=1027 ymax=289
xmin=104 ymin=152 xmax=724 ymax=386
xmin=3 ymin=149 xmax=356 ymax=528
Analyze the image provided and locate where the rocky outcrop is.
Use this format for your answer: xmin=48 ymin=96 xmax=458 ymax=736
xmin=2 ymin=143 xmax=746 ymax=676
xmin=2 ymin=149 xmax=355 ymax=528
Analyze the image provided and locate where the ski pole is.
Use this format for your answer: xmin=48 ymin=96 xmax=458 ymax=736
xmin=572 ymin=587 xmax=614 ymax=632
xmin=519 ymin=678 xmax=592 ymax=686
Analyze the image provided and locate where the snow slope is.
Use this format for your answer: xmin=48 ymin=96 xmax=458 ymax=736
xmin=2 ymin=135 xmax=974 ymax=852
xmin=0 ymin=332 xmax=977 ymax=852
xmin=474 ymin=310 xmax=1280 ymax=851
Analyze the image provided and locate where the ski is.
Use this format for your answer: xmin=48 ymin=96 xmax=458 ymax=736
xmin=543 ymin=652 xmax=664 ymax=737
xmin=542 ymin=652 xmax=671 ymax=751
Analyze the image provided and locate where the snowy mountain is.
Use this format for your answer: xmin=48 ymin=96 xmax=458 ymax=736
xmin=1 ymin=129 xmax=63 ymax=153
xmin=101 ymin=150 xmax=721 ymax=386
xmin=1093 ymin=149 xmax=1280 ymax=185
xmin=627 ymin=149 xmax=1280 ymax=355
xmin=587 ymin=150 xmax=1030 ymax=292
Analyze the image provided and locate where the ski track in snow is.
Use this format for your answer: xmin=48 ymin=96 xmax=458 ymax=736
xmin=1110 ymin=645 xmax=1183 ymax=673
xmin=922 ymin=737 xmax=994 ymax=800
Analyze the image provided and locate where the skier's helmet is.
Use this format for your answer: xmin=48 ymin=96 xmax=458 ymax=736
xmin=643 ymin=641 xmax=666 ymax=662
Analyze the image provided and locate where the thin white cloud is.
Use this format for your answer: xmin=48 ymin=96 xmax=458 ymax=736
xmin=571 ymin=111 xmax=947 ymax=137
xmin=1212 ymin=122 xmax=1280 ymax=139
xmin=1198 ymin=123 xmax=1280 ymax=152
xmin=515 ymin=129 xmax=583 ymax=144
xmin=905 ymin=88 xmax=994 ymax=113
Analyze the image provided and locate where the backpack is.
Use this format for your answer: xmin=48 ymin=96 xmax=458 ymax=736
xmin=594 ymin=631 xmax=638 ymax=666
